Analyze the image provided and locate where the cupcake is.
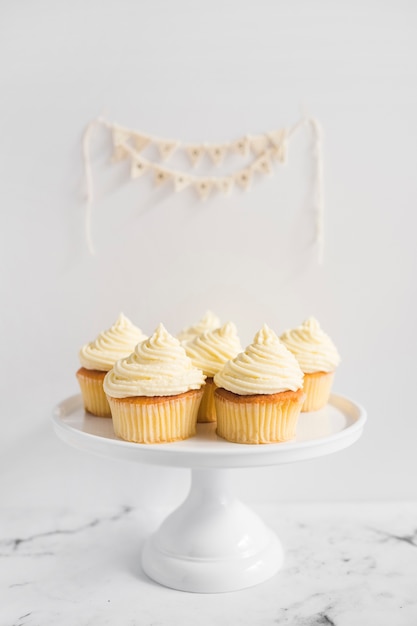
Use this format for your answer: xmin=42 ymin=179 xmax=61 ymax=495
xmin=103 ymin=324 xmax=206 ymax=443
xmin=177 ymin=310 xmax=221 ymax=344
xmin=280 ymin=317 xmax=341 ymax=411
xmin=213 ymin=325 xmax=304 ymax=444
xmin=185 ymin=322 xmax=242 ymax=423
xmin=76 ymin=313 xmax=147 ymax=417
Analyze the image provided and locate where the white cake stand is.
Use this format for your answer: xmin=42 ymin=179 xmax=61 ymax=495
xmin=52 ymin=393 xmax=366 ymax=593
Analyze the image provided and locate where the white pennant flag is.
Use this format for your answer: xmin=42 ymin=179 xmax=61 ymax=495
xmin=253 ymin=152 xmax=273 ymax=176
xmin=234 ymin=169 xmax=252 ymax=191
xmin=113 ymin=128 xmax=130 ymax=146
xmin=194 ymin=178 xmax=213 ymax=200
xmin=275 ymin=138 xmax=288 ymax=163
xmin=132 ymin=133 xmax=150 ymax=153
xmin=112 ymin=144 xmax=129 ymax=162
xmin=232 ymin=136 xmax=250 ymax=157
xmin=250 ymin=134 xmax=269 ymax=155
xmin=156 ymin=140 xmax=178 ymax=161
xmin=186 ymin=145 xmax=205 ymax=167
xmin=268 ymin=129 xmax=288 ymax=162
xmin=215 ymin=177 xmax=234 ymax=196
xmin=207 ymin=144 xmax=229 ymax=166
xmin=153 ymin=166 xmax=173 ymax=187
xmin=112 ymin=128 xmax=131 ymax=161
xmin=131 ymin=156 xmax=148 ymax=179
xmin=174 ymin=173 xmax=193 ymax=192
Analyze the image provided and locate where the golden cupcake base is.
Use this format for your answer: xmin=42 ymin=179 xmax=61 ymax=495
xmin=197 ymin=378 xmax=217 ymax=423
xmin=214 ymin=388 xmax=305 ymax=444
xmin=107 ymin=388 xmax=204 ymax=444
xmin=76 ymin=367 xmax=111 ymax=417
xmin=302 ymin=371 xmax=334 ymax=412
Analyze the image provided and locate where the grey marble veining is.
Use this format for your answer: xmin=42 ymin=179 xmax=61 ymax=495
xmin=2 ymin=503 xmax=416 ymax=626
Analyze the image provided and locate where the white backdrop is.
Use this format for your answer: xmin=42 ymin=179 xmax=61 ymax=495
xmin=1 ymin=0 xmax=416 ymax=509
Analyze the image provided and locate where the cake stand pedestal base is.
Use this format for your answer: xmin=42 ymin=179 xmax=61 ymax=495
xmin=141 ymin=468 xmax=283 ymax=593
xmin=53 ymin=393 xmax=366 ymax=593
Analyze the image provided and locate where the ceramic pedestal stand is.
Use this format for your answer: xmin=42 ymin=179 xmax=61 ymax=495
xmin=142 ymin=467 xmax=282 ymax=592
xmin=53 ymin=393 xmax=366 ymax=593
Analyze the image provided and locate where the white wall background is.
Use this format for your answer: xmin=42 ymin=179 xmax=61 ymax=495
xmin=1 ymin=0 xmax=416 ymax=510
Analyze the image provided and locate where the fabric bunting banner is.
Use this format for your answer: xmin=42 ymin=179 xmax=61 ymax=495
xmin=82 ymin=115 xmax=324 ymax=262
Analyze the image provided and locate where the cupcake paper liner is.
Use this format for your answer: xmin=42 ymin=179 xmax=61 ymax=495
xmin=107 ymin=388 xmax=204 ymax=444
xmin=302 ymin=371 xmax=334 ymax=412
xmin=214 ymin=389 xmax=304 ymax=444
xmin=76 ymin=368 xmax=111 ymax=417
xmin=197 ymin=378 xmax=217 ymax=423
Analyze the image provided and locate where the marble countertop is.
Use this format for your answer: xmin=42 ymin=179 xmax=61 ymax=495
xmin=2 ymin=501 xmax=416 ymax=626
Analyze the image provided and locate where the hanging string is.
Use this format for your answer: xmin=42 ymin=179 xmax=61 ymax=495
xmin=308 ymin=118 xmax=324 ymax=265
xmin=82 ymin=115 xmax=324 ymax=262
xmin=288 ymin=116 xmax=324 ymax=265
xmin=82 ymin=115 xmax=111 ymax=255
xmin=82 ymin=119 xmax=98 ymax=255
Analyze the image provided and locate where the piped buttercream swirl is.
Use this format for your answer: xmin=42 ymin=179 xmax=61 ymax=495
xmin=280 ymin=317 xmax=341 ymax=373
xmin=104 ymin=323 xmax=206 ymax=398
xmin=185 ymin=322 xmax=243 ymax=377
xmin=177 ymin=311 xmax=221 ymax=344
xmin=79 ymin=313 xmax=147 ymax=371
xmin=213 ymin=324 xmax=304 ymax=395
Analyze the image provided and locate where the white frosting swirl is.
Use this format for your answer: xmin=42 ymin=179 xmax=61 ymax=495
xmin=79 ymin=313 xmax=147 ymax=371
xmin=104 ymin=323 xmax=206 ymax=398
xmin=213 ymin=324 xmax=304 ymax=395
xmin=280 ymin=317 xmax=341 ymax=374
xmin=177 ymin=311 xmax=221 ymax=344
xmin=185 ymin=322 xmax=242 ymax=377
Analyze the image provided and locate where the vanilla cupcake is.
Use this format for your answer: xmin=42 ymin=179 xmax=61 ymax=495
xmin=104 ymin=324 xmax=206 ymax=443
xmin=76 ymin=313 xmax=147 ymax=417
xmin=214 ymin=325 xmax=304 ymax=444
xmin=177 ymin=311 xmax=221 ymax=344
xmin=185 ymin=322 xmax=242 ymax=423
xmin=280 ymin=317 xmax=341 ymax=411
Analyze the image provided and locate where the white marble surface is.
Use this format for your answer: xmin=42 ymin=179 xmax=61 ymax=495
xmin=2 ymin=501 xmax=416 ymax=625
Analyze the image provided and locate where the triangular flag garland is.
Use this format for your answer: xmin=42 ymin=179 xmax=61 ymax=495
xmin=130 ymin=156 xmax=148 ymax=178
xmin=253 ymin=153 xmax=273 ymax=176
xmin=185 ymin=144 xmax=205 ymax=167
xmin=132 ymin=133 xmax=150 ymax=153
xmin=206 ymin=144 xmax=228 ymax=166
xmin=215 ymin=177 xmax=234 ymax=196
xmin=108 ymin=133 xmax=289 ymax=200
xmin=232 ymin=136 xmax=250 ymax=157
xmin=194 ymin=179 xmax=214 ymax=200
xmin=153 ymin=166 xmax=173 ymax=187
xmin=174 ymin=173 xmax=193 ymax=192
xmin=234 ymin=168 xmax=253 ymax=191
xmin=250 ymin=134 xmax=269 ymax=156
xmin=156 ymin=140 xmax=178 ymax=161
xmin=83 ymin=115 xmax=324 ymax=262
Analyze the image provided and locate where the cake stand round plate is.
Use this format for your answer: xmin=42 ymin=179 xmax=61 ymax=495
xmin=52 ymin=393 xmax=366 ymax=593
xmin=53 ymin=393 xmax=365 ymax=468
